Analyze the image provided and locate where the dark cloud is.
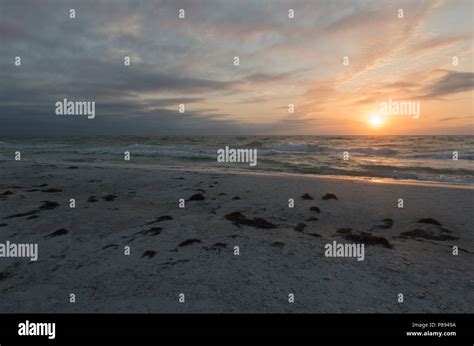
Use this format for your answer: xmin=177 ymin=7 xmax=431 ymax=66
xmin=421 ymin=71 xmax=474 ymax=99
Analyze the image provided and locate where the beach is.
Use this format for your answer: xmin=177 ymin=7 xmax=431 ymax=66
xmin=0 ymin=159 xmax=472 ymax=313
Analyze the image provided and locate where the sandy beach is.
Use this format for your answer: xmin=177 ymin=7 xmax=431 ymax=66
xmin=0 ymin=160 xmax=473 ymax=313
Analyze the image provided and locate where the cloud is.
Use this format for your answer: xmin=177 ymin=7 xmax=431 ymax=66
xmin=408 ymin=35 xmax=470 ymax=54
xmin=421 ymin=71 xmax=474 ymax=99
xmin=0 ymin=0 xmax=472 ymax=135
xmin=439 ymin=116 xmax=474 ymax=122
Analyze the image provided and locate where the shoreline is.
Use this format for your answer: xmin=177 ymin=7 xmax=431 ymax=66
xmin=2 ymin=159 xmax=473 ymax=191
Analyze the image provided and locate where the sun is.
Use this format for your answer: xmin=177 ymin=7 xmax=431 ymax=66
xmin=368 ymin=114 xmax=384 ymax=128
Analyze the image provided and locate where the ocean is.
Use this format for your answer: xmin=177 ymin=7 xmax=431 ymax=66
xmin=0 ymin=136 xmax=473 ymax=185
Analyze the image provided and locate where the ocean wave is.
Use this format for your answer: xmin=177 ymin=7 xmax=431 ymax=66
xmin=350 ymin=147 xmax=399 ymax=155
xmin=76 ymin=144 xmax=216 ymax=159
xmin=263 ymin=142 xmax=400 ymax=156
xmin=413 ymin=153 xmax=474 ymax=160
xmin=265 ymin=143 xmax=332 ymax=153
xmin=242 ymin=140 xmax=266 ymax=148
xmin=360 ymin=164 xmax=474 ymax=176
xmin=282 ymin=164 xmax=473 ymax=184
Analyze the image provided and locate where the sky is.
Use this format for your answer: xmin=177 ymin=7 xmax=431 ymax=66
xmin=0 ymin=0 xmax=473 ymax=136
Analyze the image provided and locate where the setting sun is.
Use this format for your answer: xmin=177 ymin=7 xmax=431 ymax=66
xmin=369 ymin=114 xmax=384 ymax=128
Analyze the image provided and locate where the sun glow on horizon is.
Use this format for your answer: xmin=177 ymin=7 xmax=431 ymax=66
xmin=368 ymin=113 xmax=385 ymax=128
